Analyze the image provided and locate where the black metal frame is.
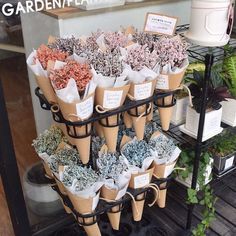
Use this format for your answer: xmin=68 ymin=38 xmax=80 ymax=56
xmin=1 ymin=25 xmax=236 ymax=236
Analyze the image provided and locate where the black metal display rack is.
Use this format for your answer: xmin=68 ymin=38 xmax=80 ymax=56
xmin=1 ymin=25 xmax=236 ymax=236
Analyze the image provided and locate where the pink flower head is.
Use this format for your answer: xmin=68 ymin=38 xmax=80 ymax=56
xmin=35 ymin=44 xmax=68 ymax=70
xmin=124 ymin=44 xmax=159 ymax=71
xmin=49 ymin=60 xmax=92 ymax=93
xmin=154 ymin=35 xmax=189 ymax=68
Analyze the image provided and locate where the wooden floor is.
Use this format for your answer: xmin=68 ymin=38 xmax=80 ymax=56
xmin=0 ymin=55 xmax=38 ymax=236
xmin=0 ymin=55 xmax=236 ymax=236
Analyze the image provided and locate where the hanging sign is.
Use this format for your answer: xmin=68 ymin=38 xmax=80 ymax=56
xmin=144 ymin=13 xmax=178 ymax=36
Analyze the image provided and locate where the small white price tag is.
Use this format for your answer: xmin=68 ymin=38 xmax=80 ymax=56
xmin=103 ymin=90 xmax=123 ymax=109
xmin=134 ymin=173 xmax=150 ymax=189
xmin=144 ymin=13 xmax=178 ymax=36
xmin=224 ymin=156 xmax=235 ymax=171
xmin=134 ymin=82 xmax=152 ymax=100
xmin=156 ymin=74 xmax=169 ymax=90
xmin=76 ymin=96 xmax=94 ymax=120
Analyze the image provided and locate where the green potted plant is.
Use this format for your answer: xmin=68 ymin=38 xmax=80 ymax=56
xmin=210 ymin=131 xmax=236 ymax=175
xmin=175 ymin=150 xmax=213 ymax=189
xmin=221 ymin=46 xmax=236 ymax=126
xmin=171 ymin=62 xmax=206 ymax=125
xmin=179 ymin=70 xmax=231 ymax=141
xmin=175 ymin=149 xmax=216 ymax=236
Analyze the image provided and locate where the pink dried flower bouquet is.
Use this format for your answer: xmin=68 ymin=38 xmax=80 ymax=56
xmin=124 ymin=44 xmax=159 ymax=71
xmin=154 ymin=36 xmax=189 ymax=69
xmin=49 ymin=60 xmax=92 ymax=92
xmin=35 ymin=44 xmax=68 ymax=70
xmin=104 ymin=31 xmax=129 ymax=50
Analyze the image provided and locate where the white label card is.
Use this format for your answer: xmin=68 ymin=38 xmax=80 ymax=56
xmin=134 ymin=82 xmax=152 ymax=100
xmin=224 ymin=156 xmax=235 ymax=171
xmin=144 ymin=13 xmax=178 ymax=36
xmin=76 ymin=96 xmax=94 ymax=120
xmin=134 ymin=173 xmax=150 ymax=189
xmin=103 ymin=90 xmax=123 ymax=109
xmin=156 ymin=74 xmax=169 ymax=89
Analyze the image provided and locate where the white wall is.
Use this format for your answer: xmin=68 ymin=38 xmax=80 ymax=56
xmin=21 ymin=0 xmax=191 ymax=134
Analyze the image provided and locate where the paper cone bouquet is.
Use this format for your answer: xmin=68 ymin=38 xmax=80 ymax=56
xmin=97 ymin=149 xmax=131 ymax=230
xmin=59 ymin=165 xmax=102 ymax=236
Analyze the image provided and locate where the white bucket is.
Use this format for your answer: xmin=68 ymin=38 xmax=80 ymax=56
xmin=185 ymin=0 xmax=234 ymax=46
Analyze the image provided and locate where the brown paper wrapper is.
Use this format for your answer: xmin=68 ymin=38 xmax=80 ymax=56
xmin=101 ymin=115 xmax=119 ymax=152
xmin=58 ymin=195 xmax=72 ymax=214
xmin=94 ymin=121 xmax=104 ymax=138
xmin=157 ymin=95 xmax=174 ymax=131
xmin=67 ymin=191 xmax=101 ymax=236
xmin=131 ymin=115 xmax=146 ymax=141
xmin=129 ymin=80 xmax=156 ymax=100
xmin=132 ymin=193 xmax=145 ymax=221
xmin=159 ymin=70 xmax=186 ymax=91
xmin=72 ymin=128 xmax=91 ymax=164
xmin=156 ymin=189 xmax=167 ymax=208
xmin=129 ymin=167 xmax=154 ymax=189
xmin=101 ymin=186 xmax=121 ymax=230
xmin=95 ymin=85 xmax=130 ymax=110
xmin=35 ymin=75 xmax=57 ymax=104
xmin=56 ymin=95 xmax=94 ymax=164
xmin=54 ymin=177 xmax=72 ymax=214
xmin=129 ymin=167 xmax=154 ymax=222
xmin=123 ymin=112 xmax=133 ymax=129
xmin=153 ymin=161 xmax=177 ymax=179
xmin=42 ymin=161 xmax=54 ymax=179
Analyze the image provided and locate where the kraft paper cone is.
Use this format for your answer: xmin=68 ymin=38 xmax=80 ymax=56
xmin=154 ymin=161 xmax=177 ymax=179
xmin=157 ymin=95 xmax=174 ymax=131
xmin=156 ymin=189 xmax=167 ymax=208
xmin=158 ymin=107 xmax=173 ymax=131
xmin=73 ymin=133 xmax=91 ymax=164
xmin=129 ymin=167 xmax=154 ymax=189
xmin=95 ymin=85 xmax=130 ymax=110
xmin=58 ymin=195 xmax=72 ymax=214
xmin=129 ymin=168 xmax=154 ymax=222
xmin=101 ymin=186 xmax=121 ymax=230
xmin=132 ymin=193 xmax=145 ymax=222
xmin=67 ymin=192 xmax=101 ymax=236
xmin=107 ymin=207 xmax=121 ymax=230
xmin=129 ymin=80 xmax=156 ymax=101
xmin=54 ymin=178 xmax=72 ymax=214
xmin=42 ymin=161 xmax=54 ymax=179
xmin=56 ymin=95 xmax=94 ymax=163
xmin=101 ymin=115 xmax=119 ymax=152
xmin=94 ymin=121 xmax=104 ymax=138
xmin=159 ymin=70 xmax=186 ymax=91
xmin=35 ymin=75 xmax=57 ymax=104
xmin=131 ymin=115 xmax=146 ymax=141
xmin=123 ymin=112 xmax=133 ymax=129
xmin=83 ymin=223 xmax=101 ymax=236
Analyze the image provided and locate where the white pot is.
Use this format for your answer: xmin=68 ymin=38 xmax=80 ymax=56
xmin=221 ymin=98 xmax=236 ymax=127
xmin=171 ymin=96 xmax=190 ymax=125
xmin=185 ymin=106 xmax=222 ymax=138
xmin=185 ymin=0 xmax=232 ymax=46
xmin=175 ymin=158 xmax=213 ymax=190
